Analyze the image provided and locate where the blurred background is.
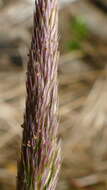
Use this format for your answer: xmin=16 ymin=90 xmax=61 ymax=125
xmin=0 ymin=0 xmax=107 ymax=189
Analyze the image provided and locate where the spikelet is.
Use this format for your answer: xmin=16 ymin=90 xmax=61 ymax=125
xmin=17 ymin=0 xmax=61 ymax=189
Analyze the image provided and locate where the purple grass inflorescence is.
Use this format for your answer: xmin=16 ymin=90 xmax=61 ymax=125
xmin=17 ymin=0 xmax=61 ymax=189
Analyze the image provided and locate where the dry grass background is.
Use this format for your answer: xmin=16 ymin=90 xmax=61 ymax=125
xmin=0 ymin=0 xmax=107 ymax=189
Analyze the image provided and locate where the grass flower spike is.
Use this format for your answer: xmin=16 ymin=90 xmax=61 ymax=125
xmin=17 ymin=0 xmax=61 ymax=189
